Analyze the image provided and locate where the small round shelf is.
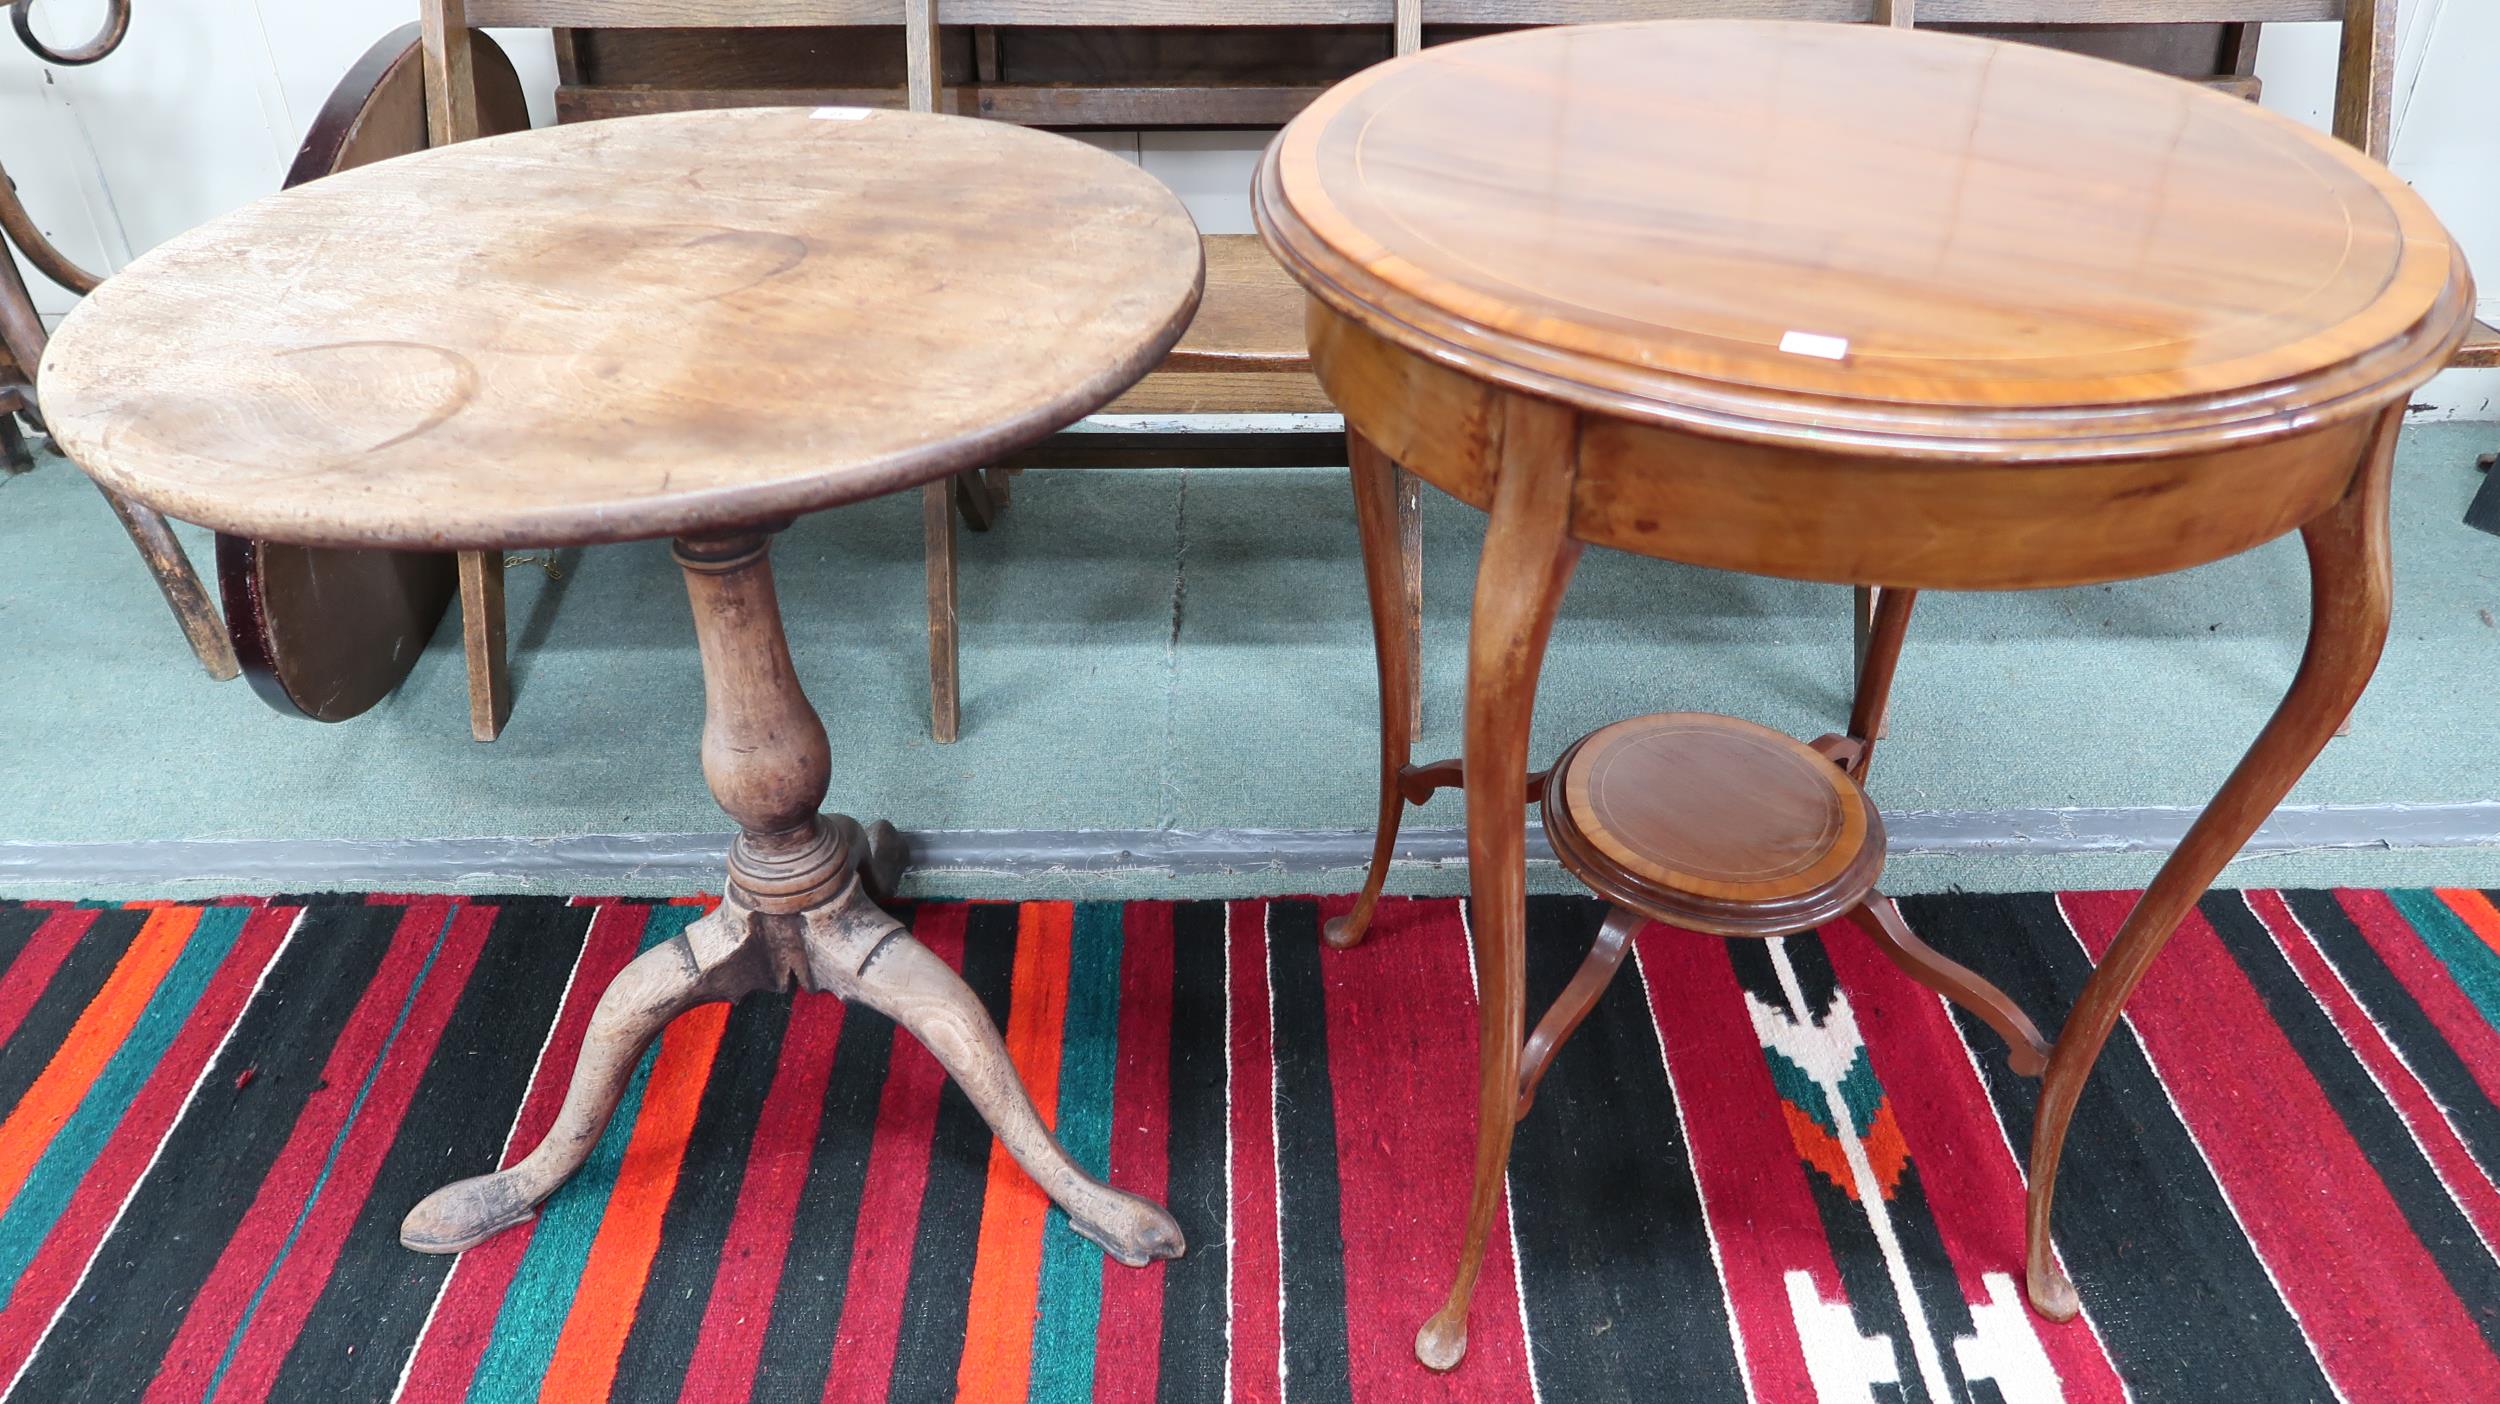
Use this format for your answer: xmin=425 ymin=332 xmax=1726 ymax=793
xmin=1542 ymin=712 xmax=1884 ymax=938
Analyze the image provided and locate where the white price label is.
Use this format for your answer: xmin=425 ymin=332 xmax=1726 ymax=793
xmin=1778 ymin=330 xmax=1850 ymax=361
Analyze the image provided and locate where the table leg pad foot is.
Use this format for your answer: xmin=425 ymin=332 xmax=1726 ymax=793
xmin=2027 ymin=1261 xmax=2081 ymax=1322
xmin=400 ymin=1175 xmax=542 ymax=1254
xmin=1415 ymin=1310 xmax=1468 ymax=1372
xmin=1069 ymin=1193 xmax=1187 ymax=1267
xmin=1322 ymin=912 xmax=1370 ymax=950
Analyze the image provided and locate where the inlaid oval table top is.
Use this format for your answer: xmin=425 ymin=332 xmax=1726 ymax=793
xmin=39 ymin=107 xmax=1204 ymax=549
xmin=1255 ymin=19 xmax=2472 ymax=458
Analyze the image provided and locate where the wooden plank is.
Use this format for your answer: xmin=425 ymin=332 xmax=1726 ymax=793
xmin=1163 ymin=234 xmax=1311 ymax=372
xmin=2455 ymin=320 xmax=2500 ymax=371
xmin=906 ymin=0 xmax=941 ymax=112
xmin=420 ymin=1 xmax=482 ymax=145
xmin=559 ymin=81 xmax=1329 ymax=126
xmin=1108 ymin=370 xmax=1335 ymax=415
xmin=1874 ymin=0 xmax=1914 ymax=24
xmin=1394 ymin=0 xmax=1421 ymax=54
xmin=1002 ymin=429 xmax=1348 ymax=468
xmin=2330 ymin=0 xmax=2394 ymax=160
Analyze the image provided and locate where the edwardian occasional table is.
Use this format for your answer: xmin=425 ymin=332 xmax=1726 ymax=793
xmin=1256 ymin=20 xmax=2473 ymax=1371
xmin=38 ymin=107 xmax=1203 ymax=1267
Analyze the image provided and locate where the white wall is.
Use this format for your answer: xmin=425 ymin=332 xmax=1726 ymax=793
xmin=5 ymin=0 xmax=2493 ymax=417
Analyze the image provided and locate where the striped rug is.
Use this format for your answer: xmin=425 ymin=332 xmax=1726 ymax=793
xmin=0 ymin=890 xmax=2494 ymax=1402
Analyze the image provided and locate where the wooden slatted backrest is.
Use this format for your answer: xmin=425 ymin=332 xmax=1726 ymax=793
xmin=422 ymin=2 xmax=2395 ymax=163
xmin=1909 ymin=0 xmax=2391 ymax=160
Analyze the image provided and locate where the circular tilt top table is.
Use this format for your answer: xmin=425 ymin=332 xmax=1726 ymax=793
xmin=1256 ymin=19 xmax=2473 ymax=1373
xmin=40 ymin=108 xmax=1204 ymax=1266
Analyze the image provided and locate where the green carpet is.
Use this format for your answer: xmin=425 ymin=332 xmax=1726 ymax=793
xmin=4 ymin=422 xmax=2498 ymax=897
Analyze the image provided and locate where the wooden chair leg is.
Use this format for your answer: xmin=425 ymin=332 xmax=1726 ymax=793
xmin=1516 ymin=905 xmax=1640 ymax=1119
xmin=97 ymin=484 xmax=242 ymax=682
xmin=1396 ymin=465 xmax=1423 ymax=736
xmin=924 ymin=479 xmax=959 ymax=744
xmin=459 ymin=549 xmax=509 ymax=741
xmin=1325 ymin=434 xmax=1422 ymax=950
xmin=954 ymin=467 xmax=1001 ymax=531
xmin=1853 ymin=895 xmax=2048 ymax=1076
xmin=0 ymin=410 xmax=29 ymax=473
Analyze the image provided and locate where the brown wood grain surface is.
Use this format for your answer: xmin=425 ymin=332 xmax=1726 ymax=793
xmin=40 ymin=108 xmax=1203 ymax=550
xmin=1260 ymin=20 xmax=2467 ymax=457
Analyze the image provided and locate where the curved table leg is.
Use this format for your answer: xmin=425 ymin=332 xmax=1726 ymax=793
xmin=1515 ymin=904 xmax=1639 ymax=1119
xmin=96 ymin=486 xmax=243 ymax=682
xmin=1325 ymin=432 xmax=1422 ymax=951
xmin=1419 ymin=397 xmax=1581 ymax=1371
xmin=803 ymin=882 xmax=1184 ymax=1266
xmin=401 ymin=901 xmax=768 ymax=1250
xmin=2022 ymin=407 xmax=2398 ymax=1321
xmin=1855 ymin=895 xmax=2048 ymax=1076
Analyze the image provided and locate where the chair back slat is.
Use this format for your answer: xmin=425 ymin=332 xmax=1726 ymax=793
xmin=421 ymin=0 xmax=483 ymax=145
xmin=905 ymin=0 xmax=942 ymax=110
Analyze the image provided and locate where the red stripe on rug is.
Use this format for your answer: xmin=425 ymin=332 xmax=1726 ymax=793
xmin=0 ymin=905 xmax=296 ymax=1389
xmin=1819 ymin=917 xmax=2129 ymax=1403
xmin=1639 ymin=926 xmax=1837 ymax=1404
xmin=537 ymin=998 xmax=732 ymax=1403
xmin=1093 ymin=901 xmax=1175 ymax=1404
xmin=1314 ymin=894 xmax=1535 ymax=1401
xmin=0 ymin=905 xmax=198 ymax=1218
xmin=821 ymin=902 xmax=967 ymax=1399
xmin=145 ymin=900 xmax=457 ymax=1404
xmin=956 ymin=902 xmax=1074 ymax=1404
xmin=0 ymin=907 xmax=102 ymax=1054
xmin=2059 ymin=890 xmax=2498 ymax=1397
xmin=2247 ymin=892 xmax=2500 ymax=1259
xmin=1226 ymin=899 xmax=1283 ymax=1404
xmin=2336 ymin=890 xmax=2500 ymax=1111
xmin=676 ymin=994 xmax=848 ymax=1404
xmin=207 ymin=903 xmax=500 ymax=1404
xmin=394 ymin=900 xmax=650 ymax=1402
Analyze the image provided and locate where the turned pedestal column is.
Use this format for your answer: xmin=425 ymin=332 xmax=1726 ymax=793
xmin=400 ymin=532 xmax=1185 ymax=1263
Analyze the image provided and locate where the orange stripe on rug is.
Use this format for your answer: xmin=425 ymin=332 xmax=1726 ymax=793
xmin=537 ymin=999 xmax=732 ymax=1404
xmin=0 ymin=904 xmax=199 ymax=1218
xmin=955 ymin=902 xmax=1074 ymax=1404
xmin=2435 ymin=888 xmax=2500 ymax=960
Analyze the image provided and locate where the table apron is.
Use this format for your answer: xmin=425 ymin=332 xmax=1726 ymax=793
xmin=1310 ymin=307 xmax=2370 ymax=592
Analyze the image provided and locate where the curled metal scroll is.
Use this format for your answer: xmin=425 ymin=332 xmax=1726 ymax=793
xmin=10 ymin=0 xmax=130 ymax=67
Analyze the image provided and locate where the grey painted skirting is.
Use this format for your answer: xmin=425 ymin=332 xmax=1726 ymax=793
xmin=2 ymin=801 xmax=2498 ymax=888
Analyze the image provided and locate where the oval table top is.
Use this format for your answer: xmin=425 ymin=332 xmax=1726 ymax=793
xmin=1256 ymin=20 xmax=2471 ymax=459
xmin=41 ymin=108 xmax=1204 ymax=549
